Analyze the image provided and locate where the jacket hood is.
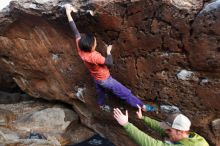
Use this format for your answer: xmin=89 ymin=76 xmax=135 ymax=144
xmin=179 ymin=132 xmax=209 ymax=146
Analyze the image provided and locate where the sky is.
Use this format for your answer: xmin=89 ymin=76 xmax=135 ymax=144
xmin=0 ymin=0 xmax=12 ymax=10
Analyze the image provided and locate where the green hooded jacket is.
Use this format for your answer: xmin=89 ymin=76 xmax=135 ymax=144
xmin=123 ymin=116 xmax=209 ymax=146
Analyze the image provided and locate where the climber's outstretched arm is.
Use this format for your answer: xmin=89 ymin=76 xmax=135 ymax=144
xmin=65 ymin=4 xmax=81 ymax=39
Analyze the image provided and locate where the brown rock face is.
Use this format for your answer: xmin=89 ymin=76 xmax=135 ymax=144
xmin=0 ymin=14 xmax=78 ymax=102
xmin=189 ymin=2 xmax=220 ymax=72
xmin=0 ymin=0 xmax=220 ymax=146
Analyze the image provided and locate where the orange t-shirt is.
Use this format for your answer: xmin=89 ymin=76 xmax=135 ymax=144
xmin=76 ymin=38 xmax=110 ymax=81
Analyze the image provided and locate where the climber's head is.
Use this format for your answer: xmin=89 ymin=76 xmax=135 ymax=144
xmin=79 ymin=33 xmax=96 ymax=52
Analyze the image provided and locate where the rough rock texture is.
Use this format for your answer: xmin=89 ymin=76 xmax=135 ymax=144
xmin=0 ymin=0 xmax=220 ymax=146
xmin=0 ymin=98 xmax=95 ymax=146
xmin=0 ymin=70 xmax=20 ymax=92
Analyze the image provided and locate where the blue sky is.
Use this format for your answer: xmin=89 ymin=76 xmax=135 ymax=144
xmin=0 ymin=0 xmax=12 ymax=10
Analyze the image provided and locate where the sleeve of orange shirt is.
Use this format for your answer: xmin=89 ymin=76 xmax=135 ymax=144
xmin=91 ymin=52 xmax=105 ymax=65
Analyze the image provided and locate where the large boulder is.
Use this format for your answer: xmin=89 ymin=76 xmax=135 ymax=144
xmin=0 ymin=98 xmax=95 ymax=145
xmin=0 ymin=0 xmax=219 ymax=145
